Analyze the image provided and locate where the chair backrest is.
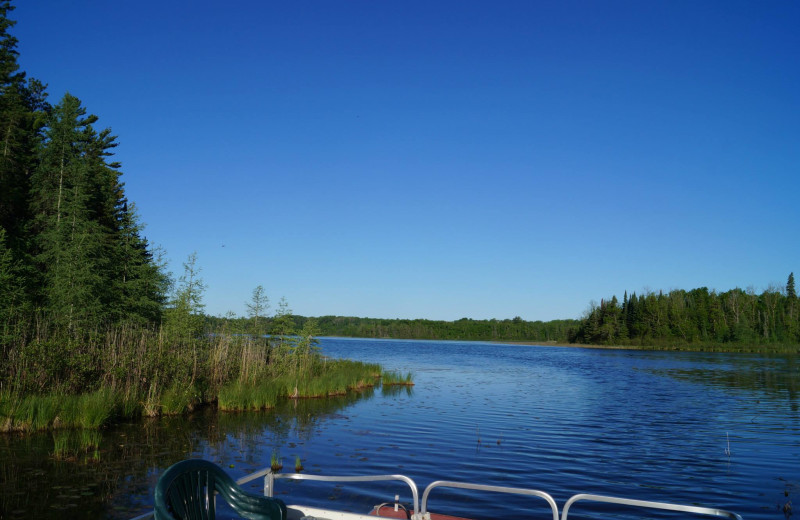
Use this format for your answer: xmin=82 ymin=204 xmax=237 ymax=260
xmin=155 ymin=459 xmax=287 ymax=520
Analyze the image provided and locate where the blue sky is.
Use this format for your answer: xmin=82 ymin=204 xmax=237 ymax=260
xmin=12 ymin=1 xmax=799 ymax=321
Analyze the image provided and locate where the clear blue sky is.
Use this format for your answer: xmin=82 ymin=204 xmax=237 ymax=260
xmin=12 ymin=1 xmax=799 ymax=321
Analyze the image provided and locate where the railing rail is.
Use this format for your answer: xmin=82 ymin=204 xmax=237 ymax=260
xmin=244 ymin=470 xmax=420 ymax=516
xmin=561 ymin=493 xmax=743 ymax=520
xmin=133 ymin=466 xmax=744 ymax=520
xmin=421 ymin=480 xmax=559 ymax=520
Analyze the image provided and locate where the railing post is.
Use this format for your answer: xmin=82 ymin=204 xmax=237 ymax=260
xmin=265 ymin=471 xmax=275 ymax=497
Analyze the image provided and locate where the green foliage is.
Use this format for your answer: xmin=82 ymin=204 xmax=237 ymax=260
xmin=0 ymin=2 xmax=168 ymax=356
xmin=573 ymin=276 xmax=800 ymax=349
xmin=163 ymin=252 xmax=206 ymax=344
xmin=0 ymin=389 xmax=119 ymax=432
xmin=381 ymin=371 xmax=414 ymax=386
xmin=267 ymin=315 xmax=580 ymax=343
xmin=160 ymin=383 xmax=197 ymax=416
xmin=246 ymin=284 xmax=270 ymax=337
xmin=217 ymin=380 xmax=281 ymax=411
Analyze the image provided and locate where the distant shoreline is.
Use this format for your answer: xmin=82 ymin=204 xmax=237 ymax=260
xmin=490 ymin=340 xmax=634 ymax=350
xmin=490 ymin=340 xmax=799 ymax=354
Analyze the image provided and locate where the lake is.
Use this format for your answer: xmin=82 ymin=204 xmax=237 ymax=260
xmin=1 ymin=338 xmax=798 ymax=519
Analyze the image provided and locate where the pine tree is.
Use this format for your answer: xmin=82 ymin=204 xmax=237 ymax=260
xmin=0 ymin=1 xmax=48 ymax=316
xmin=164 ymin=252 xmax=206 ymax=341
xmin=246 ymin=284 xmax=270 ymax=336
xmin=111 ymin=201 xmax=168 ymax=323
xmin=787 ymin=273 xmax=796 ymax=300
xmin=0 ymin=227 xmax=23 ymax=322
xmin=29 ymin=94 xmax=108 ymax=328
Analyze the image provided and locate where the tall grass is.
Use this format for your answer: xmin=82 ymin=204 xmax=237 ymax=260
xmin=52 ymin=429 xmax=102 ymax=460
xmin=217 ymin=381 xmax=281 ymax=411
xmin=0 ymin=389 xmax=119 ymax=432
xmin=381 ymin=371 xmax=415 ymax=386
xmin=0 ymin=315 xmax=384 ymax=432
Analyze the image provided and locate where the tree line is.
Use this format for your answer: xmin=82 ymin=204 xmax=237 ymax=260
xmin=206 ymin=313 xmax=580 ymax=343
xmin=0 ymin=1 xmax=167 ymax=332
xmin=571 ymin=274 xmax=799 ymax=349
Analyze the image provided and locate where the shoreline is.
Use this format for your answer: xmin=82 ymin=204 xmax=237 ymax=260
xmin=490 ymin=339 xmax=799 ymax=353
xmin=490 ymin=340 xmax=636 ymax=350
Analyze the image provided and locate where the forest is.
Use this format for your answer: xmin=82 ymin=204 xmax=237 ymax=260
xmin=208 ymin=280 xmax=800 ymax=352
xmin=571 ymin=278 xmax=799 ymax=350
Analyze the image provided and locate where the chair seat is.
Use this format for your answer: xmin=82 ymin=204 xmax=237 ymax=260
xmin=155 ymin=459 xmax=287 ymax=520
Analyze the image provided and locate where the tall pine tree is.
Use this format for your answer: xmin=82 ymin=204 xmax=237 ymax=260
xmin=0 ymin=0 xmax=48 ymax=319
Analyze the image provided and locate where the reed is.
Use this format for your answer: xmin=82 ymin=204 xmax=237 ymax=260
xmin=77 ymin=388 xmax=118 ymax=428
xmin=160 ymin=383 xmax=197 ymax=416
xmin=0 ymin=389 xmax=120 ymax=432
xmin=1 ymin=315 xmax=386 ymax=431
xmin=381 ymin=371 xmax=415 ymax=386
xmin=217 ymin=381 xmax=281 ymax=411
xmin=52 ymin=429 xmax=102 ymax=460
xmin=270 ymin=450 xmax=283 ymax=471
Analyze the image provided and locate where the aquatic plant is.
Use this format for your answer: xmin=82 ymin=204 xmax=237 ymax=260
xmin=160 ymin=383 xmax=196 ymax=416
xmin=381 ymin=371 xmax=415 ymax=386
xmin=217 ymin=381 xmax=281 ymax=411
xmin=52 ymin=429 xmax=102 ymax=461
xmin=294 ymin=455 xmax=304 ymax=473
xmin=270 ymin=450 xmax=283 ymax=472
xmin=0 ymin=390 xmax=121 ymax=432
xmin=76 ymin=388 xmax=117 ymax=428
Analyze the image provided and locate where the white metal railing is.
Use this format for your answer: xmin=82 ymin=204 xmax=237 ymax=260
xmin=561 ymin=493 xmax=743 ymax=520
xmin=132 ymin=466 xmax=744 ymax=520
xmin=249 ymin=470 xmax=421 ymax=516
xmin=421 ymin=480 xmax=559 ymax=520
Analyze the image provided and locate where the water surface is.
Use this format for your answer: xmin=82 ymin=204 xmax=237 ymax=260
xmin=1 ymin=339 xmax=797 ymax=519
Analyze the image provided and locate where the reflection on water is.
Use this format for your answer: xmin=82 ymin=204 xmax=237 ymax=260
xmin=0 ymin=386 xmax=375 ymax=519
xmin=650 ymin=354 xmax=799 ymax=407
xmin=1 ymin=340 xmax=799 ymax=520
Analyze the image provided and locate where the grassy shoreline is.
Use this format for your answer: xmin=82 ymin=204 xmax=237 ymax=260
xmin=491 ymin=339 xmax=800 ymax=353
xmin=0 ymin=358 xmax=391 ymax=433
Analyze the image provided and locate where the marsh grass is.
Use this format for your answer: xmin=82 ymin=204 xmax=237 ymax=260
xmin=270 ymin=450 xmax=283 ymax=471
xmin=77 ymin=388 xmax=118 ymax=428
xmin=0 ymin=389 xmax=120 ymax=432
xmin=218 ymin=381 xmax=281 ymax=411
xmin=1 ymin=316 xmax=385 ymax=432
xmin=381 ymin=371 xmax=415 ymax=386
xmin=52 ymin=429 xmax=102 ymax=460
xmin=160 ymin=383 xmax=197 ymax=416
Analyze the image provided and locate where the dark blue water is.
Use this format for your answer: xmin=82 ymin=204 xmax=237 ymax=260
xmin=302 ymin=339 xmax=799 ymax=520
xmin=1 ymin=339 xmax=797 ymax=519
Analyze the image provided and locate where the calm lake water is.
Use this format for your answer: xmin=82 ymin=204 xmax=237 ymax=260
xmin=1 ymin=338 xmax=798 ymax=519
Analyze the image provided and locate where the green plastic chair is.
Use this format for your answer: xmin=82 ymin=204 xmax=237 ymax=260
xmin=154 ymin=459 xmax=287 ymax=520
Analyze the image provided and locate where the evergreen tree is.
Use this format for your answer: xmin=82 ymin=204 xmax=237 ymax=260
xmin=164 ymin=252 xmax=206 ymax=341
xmin=246 ymin=284 xmax=270 ymax=336
xmin=787 ymin=272 xmax=796 ymax=300
xmin=30 ymin=93 xmax=109 ymax=328
xmin=111 ymin=202 xmax=168 ymax=323
xmin=0 ymin=227 xmax=23 ymax=322
xmin=0 ymin=1 xmax=48 ymax=315
xmin=27 ymin=92 xmax=167 ymax=327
